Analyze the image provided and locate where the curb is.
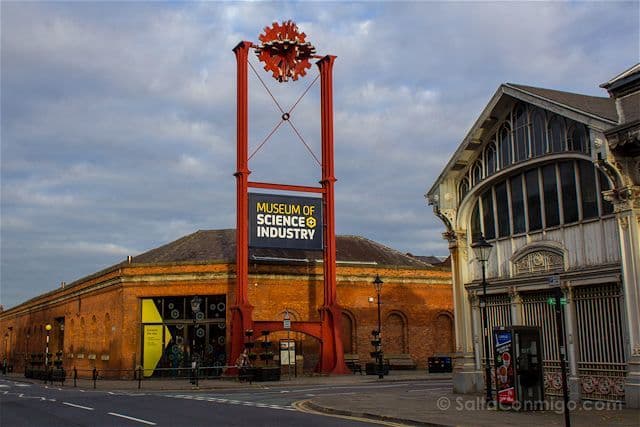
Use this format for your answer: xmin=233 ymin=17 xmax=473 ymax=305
xmin=299 ymin=399 xmax=452 ymax=427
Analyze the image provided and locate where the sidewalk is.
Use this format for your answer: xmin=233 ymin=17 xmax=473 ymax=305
xmin=4 ymin=371 xmax=639 ymax=426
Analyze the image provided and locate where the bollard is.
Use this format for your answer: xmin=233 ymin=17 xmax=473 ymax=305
xmin=92 ymin=367 xmax=97 ymax=389
xmin=195 ymin=361 xmax=199 ymax=388
xmin=137 ymin=367 xmax=142 ymax=390
xmin=73 ymin=367 xmax=77 ymax=387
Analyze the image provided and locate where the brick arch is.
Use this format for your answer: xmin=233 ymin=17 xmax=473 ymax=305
xmin=384 ymin=310 xmax=408 ymax=354
xmin=340 ymin=310 xmax=356 ymax=353
xmin=433 ymin=311 xmax=454 ymax=354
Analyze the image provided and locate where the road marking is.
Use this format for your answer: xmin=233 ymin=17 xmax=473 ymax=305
xmin=0 ymin=385 xmax=9 ymax=388
xmin=108 ymin=412 xmax=156 ymax=425
xmin=293 ymin=400 xmax=410 ymax=426
xmin=407 ymin=387 xmax=451 ymax=393
xmin=63 ymin=402 xmax=94 ymax=411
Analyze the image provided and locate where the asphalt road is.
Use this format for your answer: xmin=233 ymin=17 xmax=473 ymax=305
xmin=0 ymin=377 xmax=452 ymax=427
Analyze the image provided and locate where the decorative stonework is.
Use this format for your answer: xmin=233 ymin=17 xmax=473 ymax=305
xmin=513 ymin=250 xmax=564 ymax=276
xmin=619 ymin=217 xmax=629 ymax=230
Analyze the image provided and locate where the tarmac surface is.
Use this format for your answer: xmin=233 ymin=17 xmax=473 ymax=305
xmin=4 ymin=370 xmax=639 ymax=426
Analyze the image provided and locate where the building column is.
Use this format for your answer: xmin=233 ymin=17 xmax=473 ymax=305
xmin=447 ymin=231 xmax=484 ymax=394
xmin=612 ymin=191 xmax=640 ymax=408
xmin=509 ymin=287 xmax=522 ymax=325
xmin=563 ymin=285 xmax=581 ymax=402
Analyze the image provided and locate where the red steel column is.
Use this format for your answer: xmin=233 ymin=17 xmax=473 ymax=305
xmin=317 ymin=55 xmax=349 ymax=374
xmin=230 ymin=41 xmax=254 ymax=369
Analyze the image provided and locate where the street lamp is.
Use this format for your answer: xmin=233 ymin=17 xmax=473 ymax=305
xmin=471 ymin=235 xmax=494 ymax=403
xmin=372 ymin=274 xmax=384 ymax=379
xmin=44 ymin=324 xmax=52 ymax=371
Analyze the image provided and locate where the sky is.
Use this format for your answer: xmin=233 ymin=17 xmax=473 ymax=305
xmin=1 ymin=1 xmax=638 ymax=308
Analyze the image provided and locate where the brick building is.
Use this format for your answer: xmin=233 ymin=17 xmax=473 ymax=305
xmin=0 ymin=229 xmax=452 ymax=377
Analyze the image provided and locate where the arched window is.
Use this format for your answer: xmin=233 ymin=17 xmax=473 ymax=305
xmin=485 ymin=142 xmax=497 ymax=176
xmin=531 ymin=109 xmax=546 ymax=157
xmin=568 ymin=123 xmax=589 ymax=154
xmin=458 ymin=177 xmax=469 ymax=203
xmin=499 ymin=124 xmax=512 ymax=169
xmin=548 ymin=116 xmax=566 ymax=153
xmin=472 ymin=161 xmax=483 ymax=186
xmin=513 ymin=105 xmax=529 ymax=162
xmin=482 ymin=189 xmax=496 ymax=239
xmin=471 ymin=201 xmax=481 ymax=242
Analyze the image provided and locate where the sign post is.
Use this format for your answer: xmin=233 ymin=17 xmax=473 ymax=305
xmin=284 ymin=309 xmax=291 ymax=380
xmin=548 ymin=274 xmax=570 ymax=427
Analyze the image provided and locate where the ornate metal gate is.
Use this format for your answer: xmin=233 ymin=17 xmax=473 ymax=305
xmin=574 ymin=284 xmax=626 ymax=402
xmin=484 ymin=294 xmax=511 ymax=388
xmin=521 ymin=291 xmax=561 ymax=397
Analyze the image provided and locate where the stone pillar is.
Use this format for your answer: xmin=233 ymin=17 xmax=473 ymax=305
xmin=469 ymin=292 xmax=481 ymax=370
xmin=509 ymin=287 xmax=522 ymax=325
xmin=447 ymin=231 xmax=484 ymax=394
xmin=611 ymin=190 xmax=640 ymax=408
xmin=563 ymin=285 xmax=581 ymax=402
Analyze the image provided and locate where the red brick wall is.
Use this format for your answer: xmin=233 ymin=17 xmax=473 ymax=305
xmin=0 ymin=262 xmax=452 ymax=375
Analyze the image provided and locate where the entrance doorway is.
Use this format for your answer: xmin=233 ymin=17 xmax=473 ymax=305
xmin=141 ymin=295 xmax=226 ymax=376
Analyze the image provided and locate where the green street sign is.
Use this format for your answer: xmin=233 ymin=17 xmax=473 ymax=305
xmin=547 ymin=297 xmax=567 ymax=305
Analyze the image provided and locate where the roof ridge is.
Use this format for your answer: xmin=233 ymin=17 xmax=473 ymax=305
xmin=352 ymin=235 xmax=432 ymax=266
xmin=505 ymin=82 xmax=609 ymax=100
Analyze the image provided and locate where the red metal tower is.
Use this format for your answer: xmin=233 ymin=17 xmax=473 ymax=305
xmin=230 ymin=22 xmax=348 ymax=374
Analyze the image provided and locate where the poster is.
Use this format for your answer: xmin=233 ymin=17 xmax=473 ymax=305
xmin=494 ymin=330 xmax=515 ymax=404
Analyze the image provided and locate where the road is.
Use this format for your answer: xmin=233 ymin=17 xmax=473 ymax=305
xmin=0 ymin=377 xmax=452 ymax=427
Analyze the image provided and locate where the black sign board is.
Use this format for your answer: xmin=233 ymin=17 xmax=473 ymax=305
xmin=249 ymin=193 xmax=323 ymax=250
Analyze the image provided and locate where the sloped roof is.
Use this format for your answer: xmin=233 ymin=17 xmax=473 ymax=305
xmin=600 ymin=63 xmax=640 ymax=92
xmin=132 ymin=229 xmax=430 ymax=268
xmin=427 ymin=82 xmax=618 ymax=198
xmin=505 ymin=84 xmax=617 ymax=122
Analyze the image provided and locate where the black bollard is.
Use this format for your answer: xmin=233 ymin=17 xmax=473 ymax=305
xmin=137 ymin=367 xmax=142 ymax=390
xmin=73 ymin=367 xmax=77 ymax=387
xmin=92 ymin=367 xmax=97 ymax=389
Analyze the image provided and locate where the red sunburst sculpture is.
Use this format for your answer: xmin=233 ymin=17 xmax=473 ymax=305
xmin=255 ymin=20 xmax=316 ymax=82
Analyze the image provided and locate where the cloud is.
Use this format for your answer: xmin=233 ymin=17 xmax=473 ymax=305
xmin=1 ymin=1 xmax=638 ymax=307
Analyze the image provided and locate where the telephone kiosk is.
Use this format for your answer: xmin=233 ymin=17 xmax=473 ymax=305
xmin=493 ymin=326 xmax=544 ymax=409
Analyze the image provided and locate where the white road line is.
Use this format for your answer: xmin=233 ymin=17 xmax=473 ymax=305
xmin=108 ymin=412 xmax=156 ymax=425
xmin=63 ymin=402 xmax=94 ymax=411
xmin=407 ymin=387 xmax=451 ymax=393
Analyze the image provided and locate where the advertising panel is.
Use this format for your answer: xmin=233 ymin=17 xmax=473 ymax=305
xmin=249 ymin=193 xmax=323 ymax=250
xmin=494 ymin=329 xmax=516 ymax=404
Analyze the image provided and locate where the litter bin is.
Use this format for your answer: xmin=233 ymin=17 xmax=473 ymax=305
xmin=428 ymin=357 xmax=452 ymax=373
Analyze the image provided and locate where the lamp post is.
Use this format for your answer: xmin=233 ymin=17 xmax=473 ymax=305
xmin=372 ymin=274 xmax=384 ymax=379
xmin=44 ymin=324 xmax=52 ymax=375
xmin=471 ymin=235 xmax=494 ymax=403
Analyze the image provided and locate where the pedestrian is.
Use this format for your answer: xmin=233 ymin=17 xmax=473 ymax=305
xmin=235 ymin=349 xmax=250 ymax=381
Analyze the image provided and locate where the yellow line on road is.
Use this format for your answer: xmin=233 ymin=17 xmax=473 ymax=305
xmin=292 ymin=399 xmax=414 ymax=426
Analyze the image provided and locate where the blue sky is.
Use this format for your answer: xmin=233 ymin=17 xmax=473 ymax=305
xmin=1 ymin=1 xmax=638 ymax=308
